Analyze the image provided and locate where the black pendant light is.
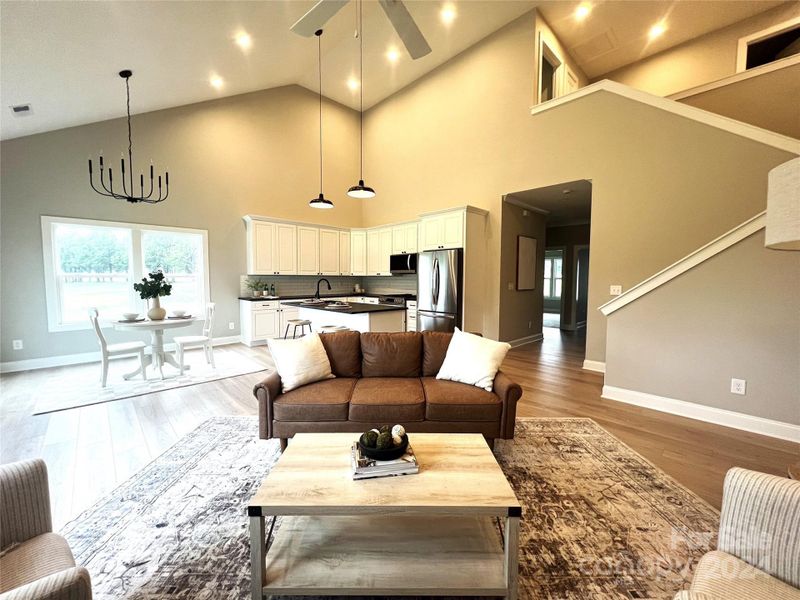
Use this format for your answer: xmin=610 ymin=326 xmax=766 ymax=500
xmin=88 ymin=70 xmax=169 ymax=204
xmin=347 ymin=0 xmax=376 ymax=199
xmin=310 ymin=30 xmax=334 ymax=209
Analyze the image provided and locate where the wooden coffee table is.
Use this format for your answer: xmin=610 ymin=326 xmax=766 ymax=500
xmin=248 ymin=432 xmax=521 ymax=599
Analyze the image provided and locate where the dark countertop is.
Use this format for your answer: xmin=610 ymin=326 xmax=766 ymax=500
xmin=239 ymin=292 xmax=415 ymax=302
xmin=280 ymin=301 xmax=406 ymax=314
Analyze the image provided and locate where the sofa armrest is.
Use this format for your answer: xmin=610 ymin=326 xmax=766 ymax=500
xmin=0 ymin=459 xmax=52 ymax=551
xmin=253 ymin=372 xmax=282 ymax=440
xmin=493 ymin=371 xmax=522 ymax=439
xmin=717 ymin=467 xmax=800 ymax=588
xmin=1 ymin=567 xmax=92 ymax=600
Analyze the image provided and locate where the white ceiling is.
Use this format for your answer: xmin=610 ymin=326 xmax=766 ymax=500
xmin=507 ymin=179 xmax=592 ymax=227
xmin=0 ymin=0 xmax=784 ymax=140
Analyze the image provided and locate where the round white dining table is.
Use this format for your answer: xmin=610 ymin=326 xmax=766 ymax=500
xmin=112 ymin=317 xmax=197 ymax=380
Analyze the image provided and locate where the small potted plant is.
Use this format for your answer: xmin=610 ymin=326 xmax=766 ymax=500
xmin=247 ymin=278 xmax=264 ymax=297
xmin=134 ymin=270 xmax=172 ymax=320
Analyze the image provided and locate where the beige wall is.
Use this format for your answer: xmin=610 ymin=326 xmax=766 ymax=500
xmin=362 ymin=11 xmax=796 ymax=356
xmin=605 ymin=230 xmax=800 ymax=425
xmin=499 ymin=202 xmax=546 ymax=342
xmin=600 ymin=3 xmax=800 ymax=96
xmin=0 ymin=85 xmax=360 ymax=362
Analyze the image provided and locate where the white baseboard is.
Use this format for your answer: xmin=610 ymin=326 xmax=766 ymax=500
xmin=0 ymin=336 xmax=242 ymax=374
xmin=582 ymin=360 xmax=606 ymax=373
xmin=602 ymin=385 xmax=800 ymax=443
xmin=508 ymin=333 xmax=544 ymax=348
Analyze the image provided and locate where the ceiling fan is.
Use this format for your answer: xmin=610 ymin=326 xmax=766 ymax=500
xmin=291 ymin=0 xmax=432 ymax=59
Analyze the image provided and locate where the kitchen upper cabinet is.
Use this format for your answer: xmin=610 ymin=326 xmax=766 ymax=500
xmin=379 ymin=228 xmax=392 ymax=272
xmin=392 ymin=222 xmax=418 ymax=254
xmin=351 ymin=231 xmax=367 ymax=275
xmin=366 ymin=229 xmax=381 ymax=276
xmin=420 ymin=210 xmax=464 ymax=251
xmin=297 ymin=226 xmax=320 ymax=275
xmin=319 ymin=228 xmax=340 ymax=275
xmin=274 ymin=224 xmax=297 ymax=274
xmin=339 ymin=231 xmax=351 ymax=275
xmin=245 ymin=218 xmax=297 ymax=275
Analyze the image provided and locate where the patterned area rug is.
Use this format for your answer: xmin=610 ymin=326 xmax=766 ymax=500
xmin=33 ymin=349 xmax=269 ymax=415
xmin=62 ymin=417 xmax=719 ymax=599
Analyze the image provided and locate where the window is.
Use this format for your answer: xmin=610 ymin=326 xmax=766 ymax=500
xmin=42 ymin=216 xmax=209 ymax=331
xmin=543 ymin=251 xmax=563 ymax=299
xmin=537 ymin=36 xmax=563 ymax=104
xmin=736 ymin=17 xmax=800 ymax=72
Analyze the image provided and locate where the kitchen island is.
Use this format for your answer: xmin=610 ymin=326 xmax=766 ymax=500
xmin=282 ymin=301 xmax=405 ymax=333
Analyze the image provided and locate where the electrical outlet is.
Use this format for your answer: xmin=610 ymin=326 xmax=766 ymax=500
xmin=12 ymin=339 xmax=23 ymax=350
xmin=610 ymin=285 xmax=623 ymax=296
xmin=730 ymin=378 xmax=746 ymax=395
xmin=228 ymin=322 xmax=235 ymax=330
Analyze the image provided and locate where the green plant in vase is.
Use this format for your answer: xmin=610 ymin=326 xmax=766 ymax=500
xmin=134 ymin=270 xmax=172 ymax=320
xmin=246 ymin=278 xmax=265 ymax=297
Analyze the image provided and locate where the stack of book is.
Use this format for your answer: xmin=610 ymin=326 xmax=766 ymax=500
xmin=350 ymin=442 xmax=419 ymax=480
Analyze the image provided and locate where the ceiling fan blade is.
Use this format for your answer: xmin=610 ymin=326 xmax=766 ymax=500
xmin=378 ymin=0 xmax=432 ymax=60
xmin=291 ymin=0 xmax=350 ymax=37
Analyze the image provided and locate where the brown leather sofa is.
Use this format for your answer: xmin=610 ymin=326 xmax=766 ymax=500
xmin=253 ymin=331 xmax=522 ymax=450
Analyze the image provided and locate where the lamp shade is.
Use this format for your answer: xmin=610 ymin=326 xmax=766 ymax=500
xmin=309 ymin=193 xmax=333 ymax=209
xmin=765 ymin=157 xmax=800 ymax=250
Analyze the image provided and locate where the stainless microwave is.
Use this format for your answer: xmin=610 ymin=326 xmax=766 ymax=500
xmin=389 ymin=253 xmax=417 ymax=274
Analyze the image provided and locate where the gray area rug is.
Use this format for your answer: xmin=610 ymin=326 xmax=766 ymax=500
xmin=62 ymin=417 xmax=719 ymax=599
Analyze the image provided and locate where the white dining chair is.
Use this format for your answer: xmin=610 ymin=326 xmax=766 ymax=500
xmin=88 ymin=308 xmax=147 ymax=387
xmin=174 ymin=302 xmax=216 ymax=375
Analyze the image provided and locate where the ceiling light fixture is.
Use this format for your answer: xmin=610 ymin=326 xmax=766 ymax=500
xmin=235 ymin=31 xmax=252 ymax=51
xmin=210 ymin=75 xmax=224 ymax=90
xmin=648 ymin=21 xmax=667 ymax=40
xmin=347 ymin=76 xmax=360 ymax=91
xmin=440 ymin=3 xmax=457 ymax=26
xmin=348 ymin=0 xmax=376 ymax=200
xmin=574 ymin=3 xmax=591 ymax=21
xmin=310 ymin=30 xmax=333 ymax=209
xmin=87 ymin=70 xmax=169 ymax=204
xmin=386 ymin=47 xmax=400 ymax=63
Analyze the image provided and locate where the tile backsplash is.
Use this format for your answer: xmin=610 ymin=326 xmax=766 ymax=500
xmin=239 ymin=274 xmax=417 ymax=297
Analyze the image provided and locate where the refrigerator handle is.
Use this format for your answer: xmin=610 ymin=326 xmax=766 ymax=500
xmin=433 ymin=258 xmax=440 ymax=306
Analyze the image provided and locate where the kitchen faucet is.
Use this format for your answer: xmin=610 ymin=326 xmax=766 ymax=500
xmin=315 ymin=278 xmax=332 ymax=300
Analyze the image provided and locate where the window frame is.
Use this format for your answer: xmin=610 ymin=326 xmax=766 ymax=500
xmin=736 ymin=16 xmax=800 ymax=73
xmin=41 ymin=215 xmax=210 ymax=332
xmin=543 ymin=253 xmax=563 ymax=300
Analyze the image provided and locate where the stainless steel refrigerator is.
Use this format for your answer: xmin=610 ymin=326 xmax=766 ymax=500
xmin=417 ymin=249 xmax=463 ymax=332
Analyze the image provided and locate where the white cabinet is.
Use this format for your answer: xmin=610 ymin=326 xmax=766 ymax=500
xmin=392 ymin=222 xmax=418 ymax=254
xmin=350 ymin=231 xmax=366 ymax=275
xmin=245 ymin=219 xmax=297 ymax=275
xmin=241 ymin=300 xmax=280 ymax=346
xmin=319 ymin=229 xmax=340 ymax=275
xmin=420 ymin=210 xmax=464 ymax=251
xmin=406 ymin=300 xmax=417 ymax=332
xmin=339 ymin=231 xmax=351 ymax=275
xmin=297 ymin=226 xmax=320 ymax=275
xmin=367 ymin=227 xmax=393 ymax=275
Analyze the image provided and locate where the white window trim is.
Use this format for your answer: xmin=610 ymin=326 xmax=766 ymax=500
xmin=736 ymin=16 xmax=800 ymax=73
xmin=41 ymin=215 xmax=210 ymax=332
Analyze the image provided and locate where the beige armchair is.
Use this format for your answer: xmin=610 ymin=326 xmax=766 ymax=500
xmin=0 ymin=459 xmax=92 ymax=599
xmin=675 ymin=467 xmax=800 ymax=600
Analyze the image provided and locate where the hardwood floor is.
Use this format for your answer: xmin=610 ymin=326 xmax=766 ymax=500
xmin=1 ymin=332 xmax=797 ymax=530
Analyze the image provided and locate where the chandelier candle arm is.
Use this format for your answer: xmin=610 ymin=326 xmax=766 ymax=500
xmin=87 ymin=70 xmax=170 ymax=204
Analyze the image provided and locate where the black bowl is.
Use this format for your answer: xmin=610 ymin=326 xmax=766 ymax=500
xmin=358 ymin=433 xmax=409 ymax=461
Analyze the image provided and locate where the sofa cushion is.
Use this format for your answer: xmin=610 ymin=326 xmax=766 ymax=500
xmin=319 ymin=330 xmax=362 ymax=377
xmin=421 ymin=378 xmax=502 ymax=422
xmin=687 ymin=551 xmax=800 ymax=600
xmin=422 ymin=331 xmax=453 ymax=377
xmin=273 ymin=378 xmax=356 ymax=422
xmin=436 ymin=328 xmax=510 ymax=392
xmin=349 ymin=378 xmax=425 ymax=422
xmin=0 ymin=532 xmax=75 ymax=593
xmin=361 ymin=332 xmax=422 ymax=377
xmin=267 ymin=333 xmax=334 ymax=393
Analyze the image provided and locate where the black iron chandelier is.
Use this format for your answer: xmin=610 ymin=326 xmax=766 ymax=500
xmin=88 ymin=70 xmax=169 ymax=204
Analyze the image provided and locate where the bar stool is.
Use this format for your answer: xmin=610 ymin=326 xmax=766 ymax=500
xmin=318 ymin=325 xmax=350 ymax=334
xmin=284 ymin=319 xmax=312 ymax=339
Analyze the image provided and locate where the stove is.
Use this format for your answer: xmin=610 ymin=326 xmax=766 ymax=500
xmin=377 ymin=294 xmax=416 ymax=307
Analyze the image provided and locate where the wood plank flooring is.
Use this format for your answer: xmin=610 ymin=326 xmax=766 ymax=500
xmin=1 ymin=332 xmax=797 ymax=530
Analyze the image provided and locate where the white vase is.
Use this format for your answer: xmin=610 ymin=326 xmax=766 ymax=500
xmin=147 ymin=297 xmax=166 ymax=321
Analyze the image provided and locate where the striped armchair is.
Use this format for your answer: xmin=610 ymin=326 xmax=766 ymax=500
xmin=675 ymin=467 xmax=800 ymax=600
xmin=0 ymin=459 xmax=92 ymax=600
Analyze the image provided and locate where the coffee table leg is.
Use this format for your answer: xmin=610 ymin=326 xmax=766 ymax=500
xmin=504 ymin=516 xmax=520 ymax=600
xmin=250 ymin=515 xmax=265 ymax=600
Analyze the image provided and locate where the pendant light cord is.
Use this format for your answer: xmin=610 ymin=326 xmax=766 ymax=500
xmin=359 ymin=0 xmax=364 ymax=180
xmin=318 ymin=30 xmax=323 ymax=194
xmin=125 ymin=75 xmax=134 ymax=194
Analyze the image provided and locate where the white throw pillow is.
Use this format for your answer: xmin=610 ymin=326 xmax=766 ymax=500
xmin=267 ymin=333 xmax=335 ymax=393
xmin=436 ymin=328 xmax=511 ymax=392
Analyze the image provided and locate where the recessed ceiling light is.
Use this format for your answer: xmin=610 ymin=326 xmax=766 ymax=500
xmin=386 ymin=47 xmax=400 ymax=63
xmin=347 ymin=77 xmax=360 ymax=91
xmin=440 ymin=3 xmax=457 ymax=26
xmin=574 ymin=3 xmax=591 ymax=21
xmin=648 ymin=21 xmax=667 ymax=40
xmin=234 ymin=31 xmax=252 ymax=52
xmin=209 ymin=75 xmax=224 ymax=90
